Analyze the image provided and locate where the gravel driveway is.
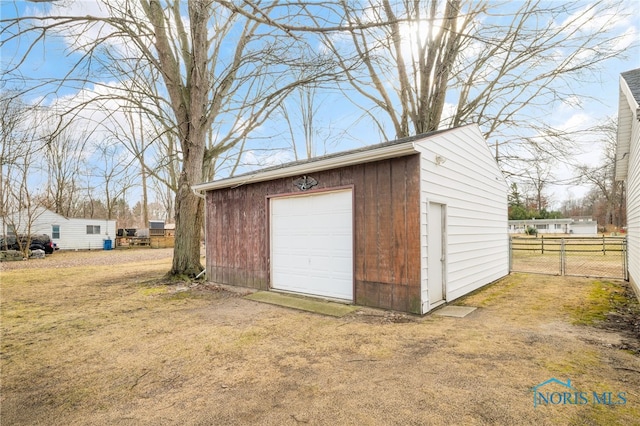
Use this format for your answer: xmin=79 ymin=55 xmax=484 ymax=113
xmin=0 ymin=248 xmax=175 ymax=271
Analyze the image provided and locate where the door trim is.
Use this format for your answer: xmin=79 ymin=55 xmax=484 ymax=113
xmin=426 ymin=201 xmax=447 ymax=311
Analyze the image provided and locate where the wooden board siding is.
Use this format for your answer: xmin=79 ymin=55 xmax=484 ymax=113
xmin=204 ymin=154 xmax=422 ymax=312
xmin=415 ymin=125 xmax=508 ymax=307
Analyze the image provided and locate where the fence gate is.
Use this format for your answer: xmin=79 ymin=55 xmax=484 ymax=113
xmin=510 ymin=236 xmax=627 ymax=280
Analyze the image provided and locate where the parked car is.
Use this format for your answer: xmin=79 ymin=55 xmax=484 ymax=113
xmin=27 ymin=234 xmax=55 ymax=254
xmin=0 ymin=236 xmax=17 ymax=251
xmin=0 ymin=234 xmax=55 ymax=254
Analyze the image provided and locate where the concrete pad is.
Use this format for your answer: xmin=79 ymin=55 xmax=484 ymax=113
xmin=433 ymin=305 xmax=477 ymax=318
xmin=244 ymin=291 xmax=359 ymax=317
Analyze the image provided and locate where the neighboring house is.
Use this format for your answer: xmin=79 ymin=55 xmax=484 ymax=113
xmin=509 ymin=218 xmax=572 ymax=234
xmin=508 ymin=218 xmax=597 ymax=235
xmin=1 ymin=207 xmax=116 ymax=250
xmin=164 ymin=223 xmax=176 ymax=237
xmin=616 ymin=68 xmax=640 ymax=299
xmin=193 ymin=124 xmax=509 ymax=314
xmin=570 ymin=217 xmax=599 ymax=235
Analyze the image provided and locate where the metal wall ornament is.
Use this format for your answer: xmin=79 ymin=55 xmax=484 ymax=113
xmin=293 ymin=175 xmax=318 ymax=191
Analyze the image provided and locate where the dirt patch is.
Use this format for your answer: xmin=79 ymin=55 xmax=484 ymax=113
xmin=1 ymin=260 xmax=639 ymax=425
xmin=592 ymin=284 xmax=640 ymax=354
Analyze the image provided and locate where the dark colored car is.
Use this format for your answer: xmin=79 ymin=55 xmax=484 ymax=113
xmin=27 ymin=234 xmax=55 ymax=254
xmin=0 ymin=236 xmax=18 ymax=251
xmin=0 ymin=234 xmax=55 ymax=254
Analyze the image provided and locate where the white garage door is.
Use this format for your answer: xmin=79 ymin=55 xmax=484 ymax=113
xmin=270 ymin=189 xmax=353 ymax=300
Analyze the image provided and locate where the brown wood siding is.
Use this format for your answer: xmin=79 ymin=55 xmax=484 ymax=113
xmin=205 ymin=154 xmax=422 ymax=313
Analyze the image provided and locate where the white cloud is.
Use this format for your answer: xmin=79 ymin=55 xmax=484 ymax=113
xmin=32 ymin=0 xmax=156 ymax=60
xmin=241 ymin=149 xmax=294 ymax=170
xmin=613 ymin=26 xmax=639 ymax=51
xmin=557 ymin=112 xmax=592 ymax=132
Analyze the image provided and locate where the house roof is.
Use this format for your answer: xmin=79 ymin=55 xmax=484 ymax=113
xmin=622 ymin=68 xmax=640 ymax=103
xmin=509 ymin=219 xmax=573 ymax=225
xmin=193 ymin=125 xmax=472 ymax=192
xmin=615 ymin=68 xmax=640 ymax=181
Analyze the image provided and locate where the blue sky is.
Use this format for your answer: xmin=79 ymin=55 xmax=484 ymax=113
xmin=2 ymin=0 xmax=640 ymax=209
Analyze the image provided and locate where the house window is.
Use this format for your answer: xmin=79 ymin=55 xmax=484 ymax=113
xmin=86 ymin=225 xmax=101 ymax=235
xmin=555 ymin=224 xmax=562 ymax=230
xmin=7 ymin=225 xmax=16 ymax=236
xmin=535 ymin=224 xmax=548 ymax=230
xmin=52 ymin=225 xmax=60 ymax=239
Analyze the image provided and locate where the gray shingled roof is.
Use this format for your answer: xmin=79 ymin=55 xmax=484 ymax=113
xmin=222 ymin=126 xmax=453 ymax=180
xmin=622 ymin=68 xmax=640 ymax=104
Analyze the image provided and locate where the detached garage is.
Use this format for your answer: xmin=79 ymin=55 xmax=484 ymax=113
xmin=193 ymin=124 xmax=509 ymax=314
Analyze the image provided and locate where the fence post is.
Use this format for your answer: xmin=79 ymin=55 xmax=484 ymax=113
xmin=541 ymin=234 xmax=544 ymax=255
xmin=602 ymin=235 xmax=606 ymax=255
xmin=624 ymin=237 xmax=628 ymax=281
xmin=508 ymin=236 xmax=512 ymax=272
xmin=560 ymin=238 xmax=565 ymax=276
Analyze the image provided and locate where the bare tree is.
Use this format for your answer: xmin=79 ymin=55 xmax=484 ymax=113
xmin=2 ymin=0 xmax=333 ymax=276
xmin=576 ymin=118 xmax=625 ymax=228
xmin=41 ymin=115 xmax=89 ymax=217
xmin=523 ymin=158 xmax=553 ymax=215
xmin=0 ymin=93 xmax=47 ymax=256
xmin=0 ymin=92 xmax=31 ymax=218
xmin=280 ymin=84 xmax=336 ymax=161
xmin=93 ymin=140 xmax=136 ymax=221
xmin=4 ymin=0 xmax=631 ymax=273
xmin=311 ymin=0 xmax=635 ymax=169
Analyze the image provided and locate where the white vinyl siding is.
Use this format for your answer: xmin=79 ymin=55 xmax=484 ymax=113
xmin=1 ymin=208 xmax=116 ymax=250
xmin=625 ymin=102 xmax=640 ymax=294
xmin=416 ymin=125 xmax=509 ymax=310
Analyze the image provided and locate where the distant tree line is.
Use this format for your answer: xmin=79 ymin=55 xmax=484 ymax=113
xmin=508 ymin=183 xmax=563 ymax=221
xmin=508 ymin=118 xmax=626 ymax=231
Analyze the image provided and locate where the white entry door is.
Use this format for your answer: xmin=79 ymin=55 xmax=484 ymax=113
xmin=427 ymin=202 xmax=446 ymax=308
xmin=270 ymin=189 xmax=353 ymax=300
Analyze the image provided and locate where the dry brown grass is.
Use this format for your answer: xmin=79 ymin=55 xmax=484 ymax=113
xmin=510 ymin=242 xmax=627 ymax=279
xmin=1 ymin=251 xmax=639 ymax=425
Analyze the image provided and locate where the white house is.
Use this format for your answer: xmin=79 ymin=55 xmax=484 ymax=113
xmin=509 ymin=218 xmax=572 ymax=234
xmin=616 ymin=68 xmax=640 ymax=299
xmin=508 ymin=218 xmax=597 ymax=235
xmin=193 ymin=124 xmax=509 ymax=314
xmin=570 ymin=217 xmax=599 ymax=235
xmin=1 ymin=207 xmax=116 ymax=250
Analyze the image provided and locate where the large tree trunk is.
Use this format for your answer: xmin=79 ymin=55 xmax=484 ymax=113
xmin=171 ymin=170 xmax=204 ymax=277
xmin=169 ymin=91 xmax=206 ymax=277
xmin=167 ymin=0 xmax=210 ymax=277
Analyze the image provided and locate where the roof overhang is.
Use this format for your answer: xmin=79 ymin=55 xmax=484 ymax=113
xmin=192 ymin=141 xmax=419 ymax=192
xmin=615 ymin=71 xmax=640 ymax=181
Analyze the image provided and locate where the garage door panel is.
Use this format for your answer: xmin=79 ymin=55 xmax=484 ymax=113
xmin=271 ymin=190 xmax=353 ymax=300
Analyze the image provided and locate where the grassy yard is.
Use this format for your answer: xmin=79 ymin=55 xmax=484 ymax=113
xmin=511 ymin=236 xmax=627 ymax=278
xmin=1 ymin=251 xmax=639 ymax=425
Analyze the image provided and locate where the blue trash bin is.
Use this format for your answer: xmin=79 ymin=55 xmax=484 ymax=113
xmin=103 ymin=239 xmax=112 ymax=250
